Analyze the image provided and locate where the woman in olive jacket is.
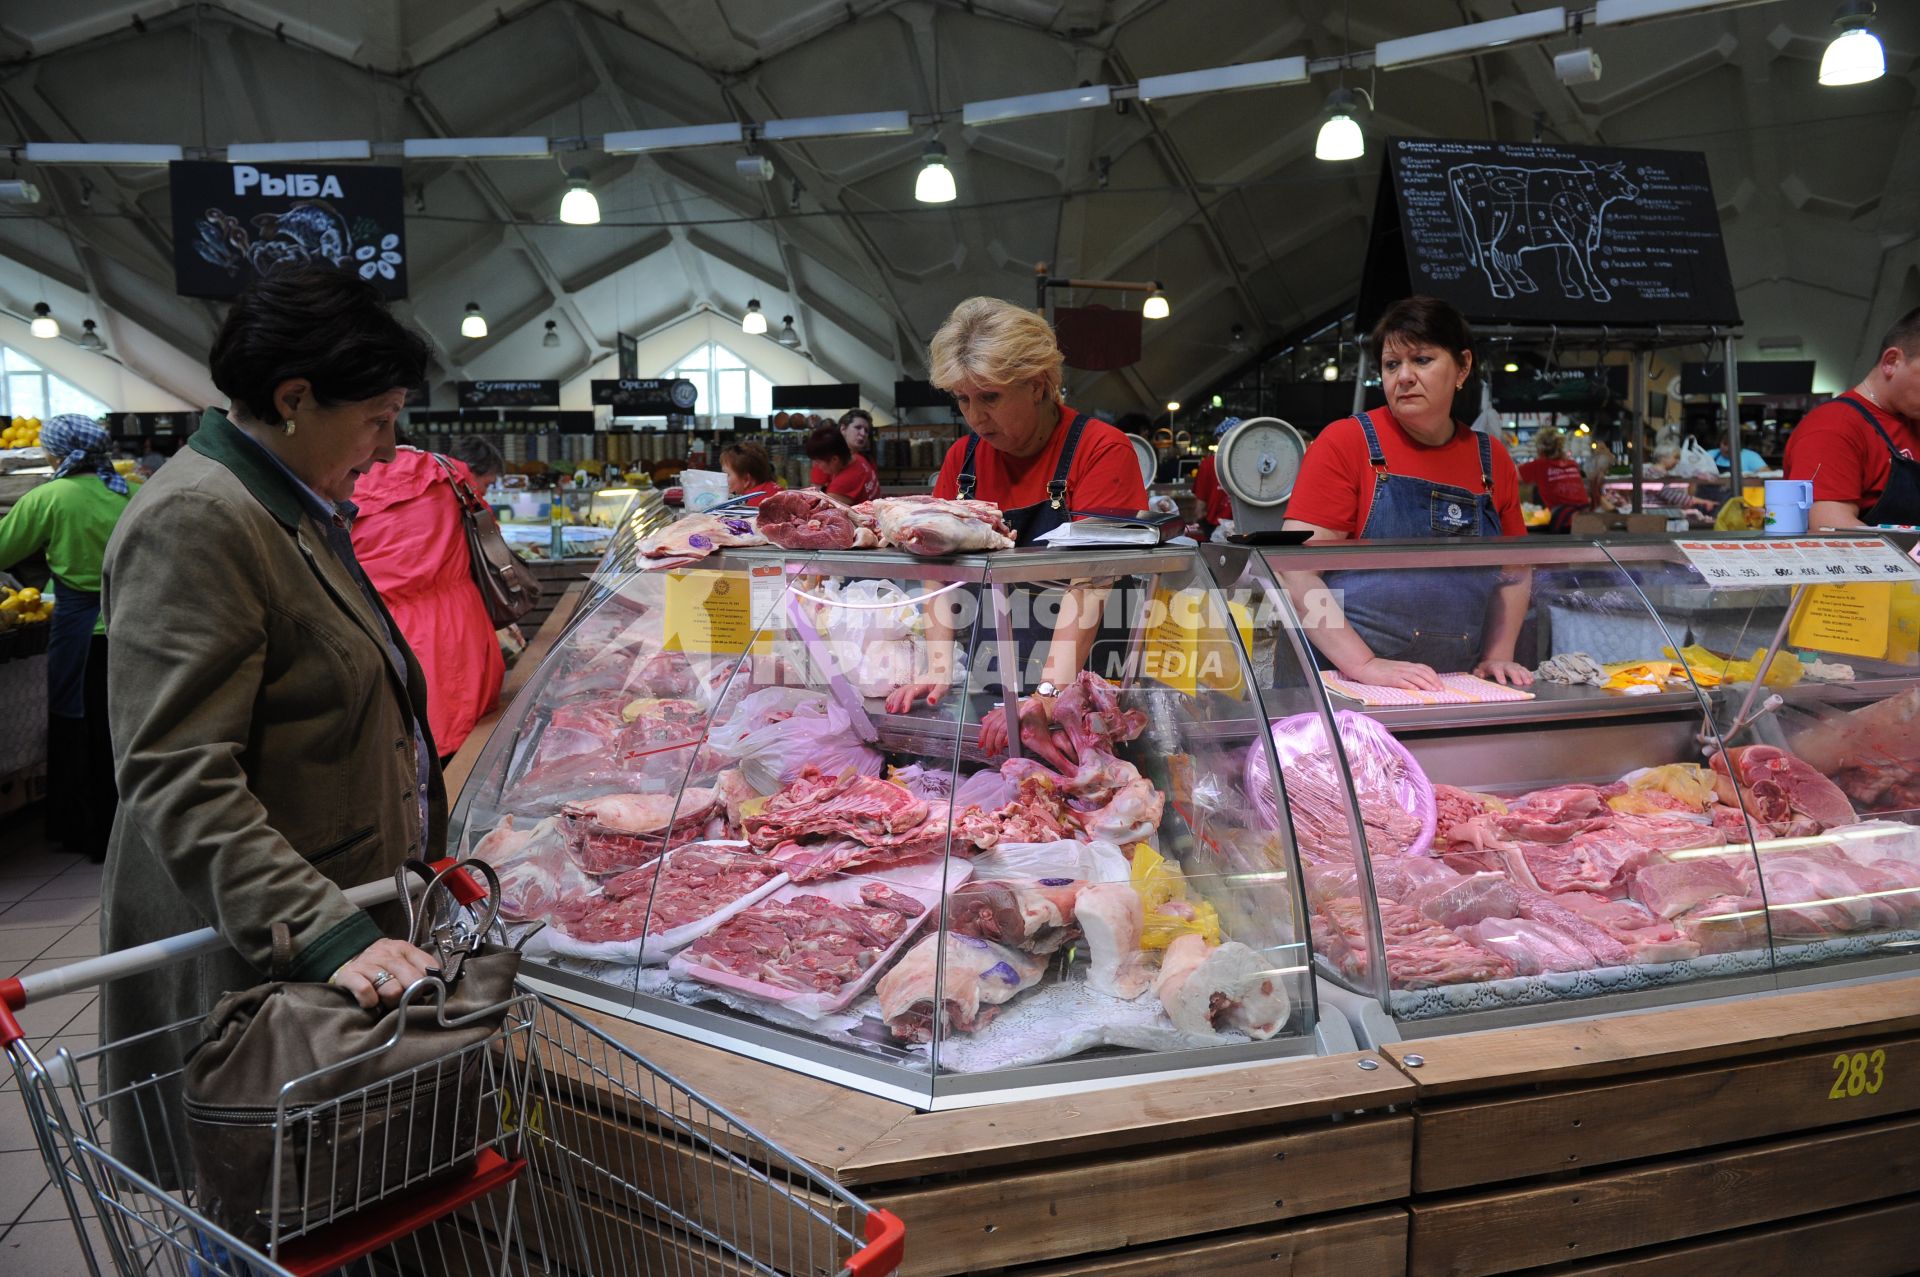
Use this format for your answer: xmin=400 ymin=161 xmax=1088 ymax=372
xmin=100 ymin=268 xmax=446 ymax=1173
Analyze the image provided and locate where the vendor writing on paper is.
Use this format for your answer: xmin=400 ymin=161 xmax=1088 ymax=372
xmin=1280 ymin=296 xmax=1533 ymax=693
xmin=884 ymin=297 xmax=1146 ymax=760
xmin=1783 ymin=306 xmax=1920 ymax=529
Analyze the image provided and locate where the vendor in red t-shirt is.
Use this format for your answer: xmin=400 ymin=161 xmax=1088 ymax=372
xmin=809 ymin=409 xmax=875 ymax=488
xmin=719 ymin=441 xmax=781 ymax=507
xmin=884 ymin=296 xmax=1147 ymax=762
xmin=1190 ymin=423 xmax=1236 ymax=536
xmin=1784 ymin=307 xmax=1920 ymax=528
xmin=1518 ymin=427 xmax=1592 ymax=533
xmin=803 ymin=423 xmax=881 ymax=502
xmin=1283 ymin=296 xmax=1532 ymax=693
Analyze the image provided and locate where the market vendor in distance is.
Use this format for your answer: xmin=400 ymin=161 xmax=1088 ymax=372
xmin=1282 ymin=296 xmax=1533 ymax=692
xmin=884 ymin=296 xmax=1147 ymax=757
xmin=803 ymin=422 xmax=880 ymax=502
xmin=1784 ymin=306 xmax=1920 ymax=529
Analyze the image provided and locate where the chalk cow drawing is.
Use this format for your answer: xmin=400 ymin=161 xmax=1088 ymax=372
xmin=1447 ymin=161 xmax=1641 ymax=303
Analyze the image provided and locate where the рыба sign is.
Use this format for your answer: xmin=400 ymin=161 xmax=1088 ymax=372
xmin=169 ymin=160 xmax=408 ymax=300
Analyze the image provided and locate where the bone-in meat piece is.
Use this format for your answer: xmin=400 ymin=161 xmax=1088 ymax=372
xmin=1152 ymin=934 xmax=1290 ymax=1039
xmin=639 ymin=512 xmax=766 ymax=559
xmin=757 ymin=489 xmax=882 ymax=551
xmin=857 ymin=496 xmax=1015 ymax=555
xmin=1074 ymin=882 xmax=1153 ymax=999
xmin=876 ymin=933 xmax=1047 ymax=1042
xmin=949 ymin=878 xmax=1081 ymax=953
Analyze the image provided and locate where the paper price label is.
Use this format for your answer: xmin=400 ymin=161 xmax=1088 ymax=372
xmin=1676 ymin=538 xmax=1920 ymax=591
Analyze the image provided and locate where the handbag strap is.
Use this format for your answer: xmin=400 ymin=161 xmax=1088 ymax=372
xmin=429 ymin=452 xmax=491 ymax=521
xmin=394 ymin=857 xmax=504 ymax=987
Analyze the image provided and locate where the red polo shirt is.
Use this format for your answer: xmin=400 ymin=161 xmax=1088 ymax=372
xmin=1288 ymin=409 xmax=1526 ymax=537
xmin=1784 ymin=392 xmax=1920 ymax=512
xmin=931 ymin=408 xmax=1146 ymax=518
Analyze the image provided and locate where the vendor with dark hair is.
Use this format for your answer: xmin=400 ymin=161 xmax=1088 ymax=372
xmin=720 ymin=440 xmax=780 ymax=506
xmin=1282 ymin=295 xmax=1531 ymax=691
xmin=804 ymin=422 xmax=880 ymax=502
xmin=100 ymin=266 xmax=444 ymax=1170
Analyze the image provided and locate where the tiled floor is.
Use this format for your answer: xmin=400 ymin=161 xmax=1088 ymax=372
xmin=0 ymin=816 xmax=105 ymax=1274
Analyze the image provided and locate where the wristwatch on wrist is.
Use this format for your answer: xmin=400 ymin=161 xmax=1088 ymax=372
xmin=1034 ymin=681 xmax=1060 ymax=698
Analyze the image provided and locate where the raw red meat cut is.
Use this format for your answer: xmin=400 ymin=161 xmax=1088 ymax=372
xmin=1756 ymin=848 xmax=1915 ymax=936
xmin=1153 ymin=934 xmax=1289 ymax=1038
xmin=1630 ymin=857 xmax=1749 ymax=919
xmin=1791 ymin=689 xmax=1920 ymax=811
xmin=562 ymin=789 xmax=719 ymax=875
xmin=1674 ymin=895 xmax=1768 ymax=954
xmin=1512 ymin=892 xmax=1633 ymax=967
xmin=953 ymin=774 xmax=1080 ymax=848
xmin=1317 ymin=897 xmax=1516 ymax=989
xmin=745 ymin=766 xmax=954 ymax=880
xmin=679 ymin=884 xmax=924 ymax=996
xmin=1459 ymin=917 xmax=1596 ymax=975
xmin=1433 ymin=785 xmax=1506 ymax=844
xmin=1548 ymin=891 xmax=1699 ymax=962
xmin=1249 ymin=712 xmax=1433 ymax=861
xmin=858 ymin=495 xmax=1014 ymax=555
xmin=553 ymin=846 xmax=781 ymax=942
xmin=1712 ymin=745 xmax=1857 ymax=833
xmin=756 ymin=489 xmax=881 ymax=550
xmin=473 ymin=815 xmax=595 ymax=921
xmin=1406 ymin=872 xmax=1522 ymax=928
xmin=1305 ymin=855 xmax=1461 ymax=910
xmin=875 ymin=933 xmax=1047 ymax=1041
xmin=949 ymin=877 xmax=1082 ymax=953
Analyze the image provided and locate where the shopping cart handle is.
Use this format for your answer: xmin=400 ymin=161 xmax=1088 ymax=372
xmin=426 ymin=857 xmax=490 ymax=907
xmin=846 ymin=1208 xmax=906 ymax=1277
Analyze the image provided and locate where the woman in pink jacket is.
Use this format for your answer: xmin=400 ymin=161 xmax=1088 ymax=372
xmin=350 ymin=437 xmax=506 ymax=760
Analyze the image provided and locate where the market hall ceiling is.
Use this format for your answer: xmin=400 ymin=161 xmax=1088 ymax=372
xmin=0 ymin=0 xmax=1913 ymax=415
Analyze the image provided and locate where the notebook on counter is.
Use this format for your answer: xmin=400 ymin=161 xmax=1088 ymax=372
xmin=1321 ymin=671 xmax=1536 ymax=706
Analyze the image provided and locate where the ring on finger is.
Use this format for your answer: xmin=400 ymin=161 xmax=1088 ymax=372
xmin=370 ymin=969 xmax=395 ymax=990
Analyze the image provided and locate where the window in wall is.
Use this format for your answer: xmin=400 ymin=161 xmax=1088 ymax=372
xmin=666 ymin=342 xmax=774 ymax=420
xmin=1 ymin=345 xmax=109 ymax=420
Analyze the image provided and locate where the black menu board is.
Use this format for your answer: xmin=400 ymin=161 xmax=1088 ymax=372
xmin=169 ymin=161 xmax=408 ymax=300
xmin=105 ymin=411 xmax=205 ymax=440
xmin=592 ymin=378 xmax=697 ymax=414
xmin=772 ymin=383 xmax=860 ymax=411
xmin=1359 ymin=138 xmax=1740 ymax=330
xmin=457 ymin=380 xmax=559 ymax=408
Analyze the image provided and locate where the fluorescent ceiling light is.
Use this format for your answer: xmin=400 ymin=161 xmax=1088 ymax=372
xmin=762 ymin=111 xmax=911 ymax=141
xmin=0 ymin=180 xmax=41 ymax=204
xmin=226 ymin=140 xmax=372 ymax=163
xmin=1136 ymin=57 xmax=1309 ymax=102
xmin=1592 ymin=0 xmax=1742 ymax=24
xmin=1374 ymin=8 xmax=1568 ymax=69
xmin=915 ymin=141 xmax=957 ymax=203
xmin=23 ymin=142 xmax=182 ymax=165
xmin=402 ymin=136 xmax=551 ymax=159
xmin=603 ymin=123 xmax=744 ymax=154
xmin=963 ymin=85 xmax=1112 ymax=126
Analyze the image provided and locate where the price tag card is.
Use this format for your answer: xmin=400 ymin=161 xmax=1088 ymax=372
xmin=1676 ymin=538 xmax=1920 ymax=590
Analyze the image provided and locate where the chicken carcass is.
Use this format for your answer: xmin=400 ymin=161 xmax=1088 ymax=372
xmin=859 ymin=496 xmax=1014 ymax=555
xmin=1074 ymin=882 xmax=1153 ymax=999
xmin=1152 ymin=934 xmax=1290 ymax=1039
xmin=876 ymin=933 xmax=1048 ymax=1042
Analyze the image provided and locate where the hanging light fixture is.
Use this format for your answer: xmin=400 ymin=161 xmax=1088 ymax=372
xmin=1322 ymin=359 xmax=1340 ymax=382
xmin=1315 ymin=89 xmax=1366 ymax=162
xmin=777 ymin=315 xmax=801 ymax=348
xmin=1503 ymin=360 xmax=1520 ymax=373
xmin=741 ymin=299 xmax=768 ymax=335
xmin=542 ymin=319 xmax=560 ymax=348
xmin=1142 ymin=283 xmax=1170 ymax=320
xmin=558 ymin=168 xmax=601 ymax=224
xmin=29 ymin=302 xmax=58 ymax=339
xmin=914 ymin=140 xmax=957 ymax=204
xmin=1819 ymin=1 xmax=1884 ymax=86
xmin=461 ymin=303 xmax=487 ymax=339
xmin=1229 ymin=323 xmax=1249 ymax=353
xmin=77 ymin=318 xmax=104 ymax=350
xmin=1165 ymin=400 xmax=1181 ymax=413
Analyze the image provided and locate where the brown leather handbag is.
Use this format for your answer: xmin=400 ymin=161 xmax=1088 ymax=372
xmin=432 ymin=454 xmax=541 ymax=627
xmin=181 ymin=860 xmax=526 ymax=1248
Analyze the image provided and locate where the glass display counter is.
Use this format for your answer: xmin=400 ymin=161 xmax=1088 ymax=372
xmin=1216 ymin=532 xmax=1920 ymax=1043
xmin=452 ymin=545 xmax=1338 ymax=1108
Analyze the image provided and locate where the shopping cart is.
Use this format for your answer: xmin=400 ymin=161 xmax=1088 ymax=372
xmin=0 ymin=860 xmax=904 ymax=1277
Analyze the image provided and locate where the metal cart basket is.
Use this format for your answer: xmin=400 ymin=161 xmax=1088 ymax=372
xmin=0 ymin=863 xmax=904 ymax=1277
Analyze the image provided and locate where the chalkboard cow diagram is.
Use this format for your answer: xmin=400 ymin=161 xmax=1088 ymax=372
xmin=1448 ymin=161 xmax=1641 ymax=304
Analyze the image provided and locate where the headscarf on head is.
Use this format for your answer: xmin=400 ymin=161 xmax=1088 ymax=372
xmin=42 ymin=414 xmax=127 ymax=495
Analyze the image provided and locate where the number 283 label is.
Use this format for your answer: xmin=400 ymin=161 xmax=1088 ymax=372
xmin=1828 ymin=1049 xmax=1887 ymax=1100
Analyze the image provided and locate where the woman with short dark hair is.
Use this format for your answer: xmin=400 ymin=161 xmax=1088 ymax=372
xmin=803 ymin=422 xmax=880 ymax=502
xmin=100 ymin=267 xmax=444 ymax=1171
xmin=1282 ymin=295 xmax=1532 ymax=691
xmin=719 ymin=440 xmax=780 ymax=506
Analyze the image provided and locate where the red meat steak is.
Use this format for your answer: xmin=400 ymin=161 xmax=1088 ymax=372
xmin=681 ymin=888 xmax=925 ymax=995
xmin=757 ymin=489 xmax=878 ymax=551
xmin=555 ymin=847 xmax=781 ymax=942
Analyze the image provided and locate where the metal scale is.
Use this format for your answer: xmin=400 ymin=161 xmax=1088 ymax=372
xmin=1215 ymin=415 xmax=1309 ymax=534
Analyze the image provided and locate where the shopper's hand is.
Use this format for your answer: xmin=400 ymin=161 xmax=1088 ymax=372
xmin=331 ymin=938 xmax=440 ymax=1011
xmin=1350 ymin=657 xmax=1446 ymax=693
xmin=1474 ymin=658 xmax=1534 ymax=687
xmin=884 ymin=672 xmax=950 ymax=715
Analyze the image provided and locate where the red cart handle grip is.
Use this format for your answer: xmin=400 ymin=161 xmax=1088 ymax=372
xmin=0 ymin=978 xmax=24 ymax=1048
xmin=847 ymin=1208 xmax=905 ymax=1277
xmin=426 ymin=857 xmax=490 ymax=907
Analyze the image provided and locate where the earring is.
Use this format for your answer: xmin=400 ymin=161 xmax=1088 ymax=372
xmin=284 ymin=418 xmax=297 ymax=436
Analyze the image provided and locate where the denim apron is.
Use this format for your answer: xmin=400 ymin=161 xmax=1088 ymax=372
xmin=46 ymin=582 xmax=102 ymax=719
xmin=1837 ymin=396 xmax=1920 ymax=526
xmin=1324 ymin=410 xmax=1504 ymax=672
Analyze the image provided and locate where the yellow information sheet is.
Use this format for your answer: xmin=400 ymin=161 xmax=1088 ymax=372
xmin=1788 ymin=583 xmax=1892 ymax=661
xmin=1145 ymin=587 xmax=1254 ymax=695
xmin=663 ymin=568 xmax=753 ymax=653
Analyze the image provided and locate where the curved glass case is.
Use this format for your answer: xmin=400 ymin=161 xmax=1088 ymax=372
xmin=453 ymin=545 xmax=1333 ymax=1107
xmin=1225 ymin=531 xmax=1920 ymax=1043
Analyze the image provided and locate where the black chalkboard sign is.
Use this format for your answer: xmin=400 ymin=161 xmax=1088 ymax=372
xmin=1359 ymin=138 xmax=1740 ymax=331
xmin=894 ymin=378 xmax=950 ymax=410
xmin=105 ymin=411 xmax=204 ymax=440
xmin=169 ymin=161 xmax=408 ymax=300
xmin=1491 ymin=365 xmax=1630 ymax=411
xmin=772 ymin=383 xmax=860 ymax=411
xmin=458 ymin=380 xmax=559 ymax=408
xmin=592 ymin=378 xmax=697 ymax=414
xmin=1680 ymin=360 xmax=1814 ymax=397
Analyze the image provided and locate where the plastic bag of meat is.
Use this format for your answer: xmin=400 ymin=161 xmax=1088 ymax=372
xmin=859 ymin=496 xmax=1015 ymax=555
xmin=803 ymin=578 xmax=921 ymax=699
xmin=757 ymin=489 xmax=882 ymax=550
xmin=1246 ymin=711 xmax=1437 ymax=859
xmin=708 ymin=687 xmax=883 ymax=793
xmin=968 ymin=838 xmax=1130 ymax=884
